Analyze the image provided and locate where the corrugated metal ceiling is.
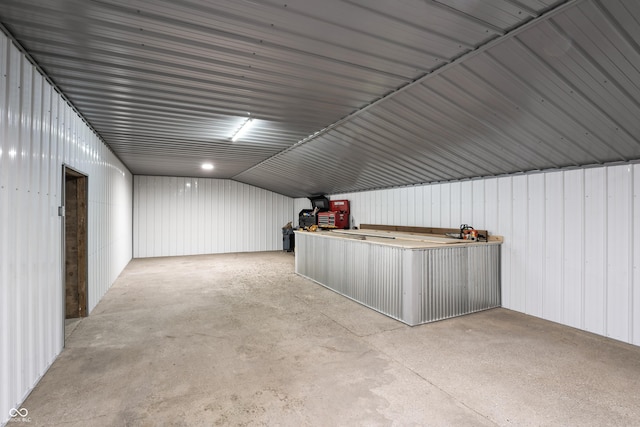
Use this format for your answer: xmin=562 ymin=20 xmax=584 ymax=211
xmin=2 ymin=0 xmax=639 ymax=197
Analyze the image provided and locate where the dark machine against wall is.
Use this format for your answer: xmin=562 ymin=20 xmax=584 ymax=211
xmin=298 ymin=196 xmax=351 ymax=230
xmin=299 ymin=195 xmax=330 ymax=229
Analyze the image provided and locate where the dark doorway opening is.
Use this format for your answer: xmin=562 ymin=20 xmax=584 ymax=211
xmin=64 ymin=167 xmax=88 ymax=329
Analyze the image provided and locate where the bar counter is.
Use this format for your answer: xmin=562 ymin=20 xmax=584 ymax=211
xmin=294 ymin=229 xmax=501 ymax=326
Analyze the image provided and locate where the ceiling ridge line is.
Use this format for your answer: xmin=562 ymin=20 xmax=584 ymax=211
xmin=232 ymin=0 xmax=584 ymax=181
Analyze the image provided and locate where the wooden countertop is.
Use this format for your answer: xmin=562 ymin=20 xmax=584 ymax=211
xmin=295 ymin=229 xmax=502 ymax=249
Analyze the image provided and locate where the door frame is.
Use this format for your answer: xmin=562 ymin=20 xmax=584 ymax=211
xmin=61 ymin=164 xmax=89 ymax=344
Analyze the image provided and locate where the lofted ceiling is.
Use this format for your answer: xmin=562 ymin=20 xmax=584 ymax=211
xmin=1 ymin=0 xmax=640 ymax=198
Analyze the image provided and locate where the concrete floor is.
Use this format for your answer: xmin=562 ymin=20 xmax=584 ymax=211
xmin=22 ymin=251 xmax=640 ymax=426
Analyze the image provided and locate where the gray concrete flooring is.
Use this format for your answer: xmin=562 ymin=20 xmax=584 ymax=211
xmin=23 ymin=251 xmax=640 ymax=426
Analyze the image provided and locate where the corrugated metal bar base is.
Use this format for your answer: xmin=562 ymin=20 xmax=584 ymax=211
xmin=294 ymin=232 xmax=501 ymax=326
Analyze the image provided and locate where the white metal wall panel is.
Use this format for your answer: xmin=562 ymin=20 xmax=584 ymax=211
xmin=497 ymin=177 xmax=513 ymax=311
xmin=0 ymin=32 xmax=133 ymax=425
xmin=449 ymin=181 xmax=461 ymax=228
xmin=440 ymin=184 xmax=451 ymax=227
xmin=562 ymin=169 xmax=584 ymax=329
xmin=461 ymin=180 xmax=474 ymax=225
xmin=511 ymin=175 xmax=528 ymax=313
xmin=133 ymin=176 xmax=293 ymax=258
xmin=322 ymin=162 xmax=640 ymax=346
xmin=606 ymin=165 xmax=632 ymax=342
xmin=405 ymin=186 xmax=416 ymax=226
xmin=484 ymin=178 xmax=499 ymax=239
xmin=472 ymin=179 xmax=485 ymax=228
xmin=634 ymin=164 xmax=640 ymax=346
xmin=544 ymin=172 xmax=564 ymax=323
xmin=431 ymin=185 xmax=442 ymax=227
xmin=526 ymin=174 xmax=545 ymax=318
xmin=418 ymin=186 xmax=428 ymax=225
xmin=583 ymin=167 xmax=606 ymax=336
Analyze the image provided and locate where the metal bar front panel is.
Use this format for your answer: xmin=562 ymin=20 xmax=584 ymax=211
xmin=421 ymin=247 xmax=469 ymax=324
xmin=295 ymin=232 xmax=404 ymax=321
xmin=419 ymin=245 xmax=501 ymax=324
xmin=295 ymin=232 xmax=501 ymax=326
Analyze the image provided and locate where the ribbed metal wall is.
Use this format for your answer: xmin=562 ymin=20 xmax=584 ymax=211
xmin=467 ymin=245 xmax=502 ymax=313
xmin=421 ymin=247 xmax=468 ymax=323
xmin=295 ymin=233 xmax=404 ymax=321
xmin=320 ymin=162 xmax=640 ymax=346
xmin=295 ymin=232 xmax=500 ymax=325
xmin=0 ymin=32 xmax=133 ymax=425
xmin=133 ymin=176 xmax=293 ymax=258
xmin=419 ymin=245 xmax=501 ymax=323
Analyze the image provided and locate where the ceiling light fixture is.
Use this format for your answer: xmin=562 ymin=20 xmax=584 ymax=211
xmin=201 ymin=163 xmax=214 ymax=170
xmin=231 ymin=118 xmax=254 ymax=142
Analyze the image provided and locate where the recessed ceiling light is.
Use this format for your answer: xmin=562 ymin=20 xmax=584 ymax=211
xmin=202 ymin=163 xmax=214 ymax=170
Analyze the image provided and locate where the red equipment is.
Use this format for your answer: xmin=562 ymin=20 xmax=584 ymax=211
xmin=317 ymin=199 xmax=350 ymax=229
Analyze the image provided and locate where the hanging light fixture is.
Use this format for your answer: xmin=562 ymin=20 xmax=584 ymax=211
xmin=231 ymin=117 xmax=254 ymax=142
